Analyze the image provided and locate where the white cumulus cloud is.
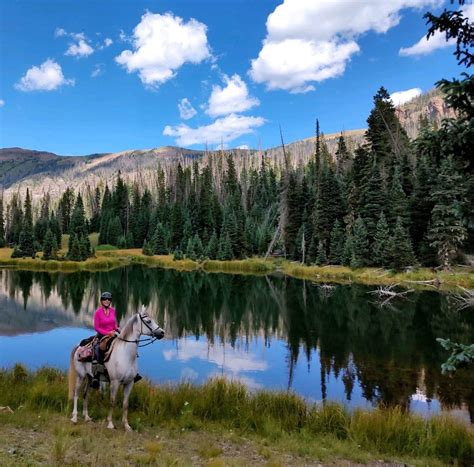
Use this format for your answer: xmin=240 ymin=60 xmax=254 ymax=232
xmin=163 ymin=113 xmax=265 ymax=147
xmin=390 ymin=87 xmax=422 ymax=106
xmin=250 ymin=0 xmax=440 ymax=93
xmin=399 ymin=4 xmax=472 ymax=57
xmin=399 ymin=30 xmax=455 ymax=56
xmin=15 ymin=59 xmax=75 ymax=92
xmin=115 ymin=12 xmax=211 ymax=88
xmin=104 ymin=38 xmax=113 ymax=48
xmin=178 ymin=98 xmax=197 ymax=120
xmin=54 ymin=27 xmax=67 ymax=37
xmin=206 ymin=74 xmax=259 ymax=117
xmin=65 ymin=38 xmax=94 ymax=57
xmin=56 ymin=29 xmax=94 ymax=57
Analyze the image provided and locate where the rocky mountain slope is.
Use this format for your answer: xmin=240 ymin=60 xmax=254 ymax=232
xmin=0 ymin=89 xmax=453 ymax=202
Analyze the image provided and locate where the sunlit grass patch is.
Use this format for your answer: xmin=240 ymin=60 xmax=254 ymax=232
xmin=203 ymin=257 xmax=275 ymax=274
xmin=1 ymin=367 xmax=472 ymax=465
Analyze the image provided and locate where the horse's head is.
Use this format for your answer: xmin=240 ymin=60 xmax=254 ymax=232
xmin=137 ymin=306 xmax=165 ymax=340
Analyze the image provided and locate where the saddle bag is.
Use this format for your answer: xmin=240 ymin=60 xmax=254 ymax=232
xmin=77 ymin=343 xmax=94 ymax=362
xmin=76 ymin=335 xmax=96 ymax=362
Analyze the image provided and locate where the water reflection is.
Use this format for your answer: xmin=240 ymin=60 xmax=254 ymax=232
xmin=0 ymin=267 xmax=473 ymax=420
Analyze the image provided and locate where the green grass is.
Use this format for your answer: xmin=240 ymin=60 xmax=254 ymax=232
xmin=0 ymin=245 xmax=472 ymax=289
xmin=0 ymin=365 xmax=472 ymax=465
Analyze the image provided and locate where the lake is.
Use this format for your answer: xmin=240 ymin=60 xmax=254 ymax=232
xmin=0 ymin=266 xmax=472 ymax=422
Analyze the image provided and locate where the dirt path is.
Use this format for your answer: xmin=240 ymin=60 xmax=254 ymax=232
xmin=0 ymin=413 xmax=408 ymax=466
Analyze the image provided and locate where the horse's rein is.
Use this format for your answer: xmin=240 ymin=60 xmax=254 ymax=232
xmin=116 ymin=313 xmax=162 ymax=347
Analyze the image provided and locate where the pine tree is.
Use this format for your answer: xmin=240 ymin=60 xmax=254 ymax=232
xmin=98 ymin=185 xmax=113 ymax=245
xmin=388 ymin=165 xmax=410 ymax=228
xmin=351 ymin=217 xmax=369 ymax=268
xmin=366 ymin=86 xmax=410 ymax=175
xmin=329 ymin=220 xmax=344 ymax=265
xmin=7 ymin=194 xmax=23 ymax=245
xmin=316 ymin=241 xmax=327 ymax=265
xmin=342 ymin=234 xmax=353 ymax=266
xmin=390 ymin=216 xmax=416 ymax=270
xmin=0 ymin=196 xmax=5 ymax=247
xmin=217 ymin=233 xmax=233 ymax=260
xmin=113 ymin=171 xmax=129 ymax=233
xmin=42 ymin=229 xmax=54 ymax=260
xmin=152 ymin=223 xmax=167 ymax=255
xmin=335 ymin=133 xmax=351 ymax=176
xmin=185 ymin=237 xmax=197 ymax=260
xmin=67 ymin=193 xmax=91 ymax=260
xmin=410 ymin=156 xmax=435 ymax=254
xmin=373 ymin=212 xmax=390 ymax=267
xmin=193 ymin=233 xmax=204 ymax=260
xmin=16 ymin=189 xmax=35 ymax=258
xmin=142 ymin=240 xmax=153 ymax=256
xmin=107 ymin=216 xmax=122 ymax=246
xmin=206 ymin=230 xmax=219 ymax=259
xmin=89 ymin=187 xmax=101 ymax=233
xmin=428 ymin=156 xmax=467 ymax=270
xmin=359 ymin=159 xmax=386 ymax=240
xmin=68 ymin=234 xmax=82 ymax=261
xmin=57 ymin=188 xmax=74 ymax=234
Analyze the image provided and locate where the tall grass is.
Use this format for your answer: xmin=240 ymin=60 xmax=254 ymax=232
xmin=1 ymin=365 xmax=472 ymax=464
xmin=203 ymin=258 xmax=275 ymax=274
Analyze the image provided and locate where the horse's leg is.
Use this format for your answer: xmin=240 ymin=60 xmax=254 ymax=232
xmin=107 ymin=380 xmax=120 ymax=429
xmin=122 ymin=381 xmax=134 ymax=432
xmin=82 ymin=378 xmax=92 ymax=422
xmin=71 ymin=373 xmax=84 ymax=424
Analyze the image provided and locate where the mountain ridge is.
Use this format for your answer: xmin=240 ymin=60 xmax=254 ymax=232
xmin=1 ymin=88 xmax=454 ymax=202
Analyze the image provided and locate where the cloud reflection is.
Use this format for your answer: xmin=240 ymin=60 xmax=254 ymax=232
xmin=163 ymin=339 xmax=268 ymax=376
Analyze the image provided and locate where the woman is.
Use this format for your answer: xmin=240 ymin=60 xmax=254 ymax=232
xmin=91 ymin=292 xmax=142 ymax=389
xmin=91 ymin=291 xmax=119 ymax=388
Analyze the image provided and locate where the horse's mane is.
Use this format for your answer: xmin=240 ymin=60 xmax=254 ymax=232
xmin=119 ymin=314 xmax=138 ymax=341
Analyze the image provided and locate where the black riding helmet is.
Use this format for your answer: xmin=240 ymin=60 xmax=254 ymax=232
xmin=100 ymin=291 xmax=112 ymax=301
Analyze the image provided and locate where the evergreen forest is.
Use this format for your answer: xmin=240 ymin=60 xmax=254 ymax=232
xmin=1 ymin=7 xmax=472 ymax=272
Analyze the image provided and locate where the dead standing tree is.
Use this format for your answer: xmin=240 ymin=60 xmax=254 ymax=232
xmin=265 ymin=125 xmax=290 ymax=259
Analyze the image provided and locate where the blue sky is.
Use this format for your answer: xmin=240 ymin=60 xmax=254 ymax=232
xmin=0 ymin=0 xmax=468 ymax=155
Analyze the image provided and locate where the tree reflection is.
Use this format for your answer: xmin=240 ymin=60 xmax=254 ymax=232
xmin=1 ymin=266 xmax=473 ymax=414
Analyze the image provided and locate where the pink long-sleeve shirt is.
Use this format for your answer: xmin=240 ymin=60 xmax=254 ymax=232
xmin=94 ymin=306 xmax=118 ymax=335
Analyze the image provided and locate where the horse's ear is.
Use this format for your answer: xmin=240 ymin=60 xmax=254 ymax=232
xmin=141 ymin=304 xmax=147 ymax=314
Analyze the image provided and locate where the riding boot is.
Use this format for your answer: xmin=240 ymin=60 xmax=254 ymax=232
xmin=134 ymin=373 xmax=142 ymax=383
xmin=91 ymin=341 xmax=102 ymax=389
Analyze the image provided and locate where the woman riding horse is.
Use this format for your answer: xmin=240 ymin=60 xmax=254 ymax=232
xmin=92 ymin=292 xmax=141 ymax=388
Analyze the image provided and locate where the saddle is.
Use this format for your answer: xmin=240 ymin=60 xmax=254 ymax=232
xmin=76 ymin=334 xmax=117 ymax=363
xmin=100 ymin=334 xmax=117 ymax=362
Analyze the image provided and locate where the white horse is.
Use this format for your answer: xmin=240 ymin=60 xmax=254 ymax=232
xmin=68 ymin=306 xmax=165 ymax=431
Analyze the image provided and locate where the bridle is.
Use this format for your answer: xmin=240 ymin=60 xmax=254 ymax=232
xmin=117 ymin=313 xmax=164 ymax=348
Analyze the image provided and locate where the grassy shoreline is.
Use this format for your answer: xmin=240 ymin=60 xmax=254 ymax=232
xmin=1 ymin=247 xmax=473 ymax=289
xmin=0 ymin=366 xmax=472 ymax=465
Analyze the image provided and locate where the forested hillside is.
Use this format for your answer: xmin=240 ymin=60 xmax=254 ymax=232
xmin=1 ymin=8 xmax=472 ymax=272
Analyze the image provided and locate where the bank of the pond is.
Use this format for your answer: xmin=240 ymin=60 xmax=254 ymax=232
xmin=0 ymin=247 xmax=473 ymax=289
xmin=0 ymin=366 xmax=472 ymax=466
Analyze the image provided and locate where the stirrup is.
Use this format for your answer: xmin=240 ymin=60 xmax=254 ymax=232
xmin=90 ymin=377 xmax=100 ymax=389
xmin=134 ymin=374 xmax=142 ymax=383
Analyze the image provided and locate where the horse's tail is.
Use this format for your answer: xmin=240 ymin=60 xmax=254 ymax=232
xmin=68 ymin=345 xmax=78 ymax=400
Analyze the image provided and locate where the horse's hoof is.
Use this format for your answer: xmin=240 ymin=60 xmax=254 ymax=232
xmin=124 ymin=424 xmax=132 ymax=432
xmin=107 ymin=423 xmax=115 ymax=430
xmin=84 ymin=416 xmax=93 ymax=422
xmin=71 ymin=417 xmax=77 ymax=424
